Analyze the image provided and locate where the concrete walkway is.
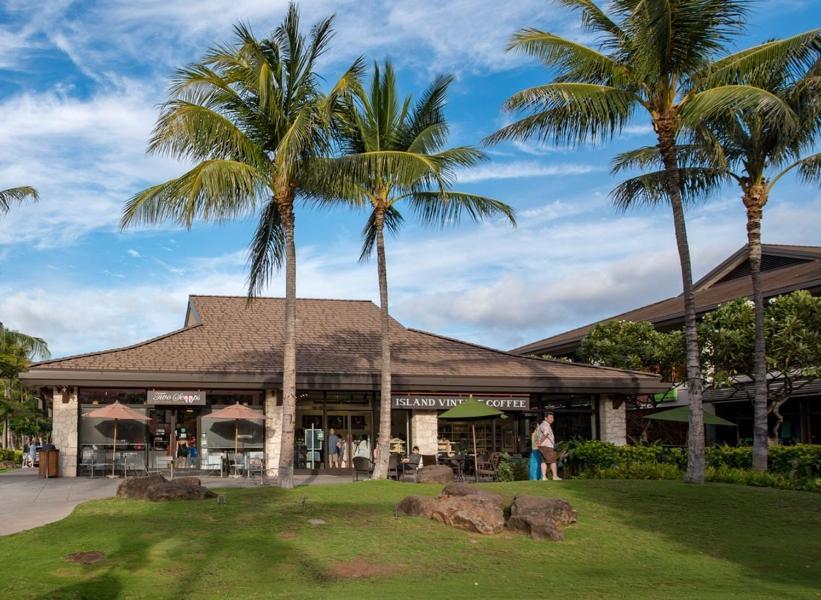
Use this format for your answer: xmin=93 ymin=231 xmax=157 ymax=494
xmin=0 ymin=469 xmax=353 ymax=536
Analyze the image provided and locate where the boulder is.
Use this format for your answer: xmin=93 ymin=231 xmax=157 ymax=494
xmin=506 ymin=495 xmax=577 ymax=541
xmin=173 ymin=476 xmax=202 ymax=487
xmin=415 ymin=465 xmax=454 ymax=484
xmin=145 ymin=481 xmax=216 ymax=502
xmin=427 ymin=495 xmax=505 ymax=535
xmin=396 ymin=495 xmax=437 ymax=518
xmin=439 ymin=483 xmax=505 ymax=508
xmin=116 ymin=474 xmax=167 ymax=500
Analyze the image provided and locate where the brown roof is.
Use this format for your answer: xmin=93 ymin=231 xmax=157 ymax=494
xmin=23 ymin=296 xmax=665 ymax=394
xmin=512 ymin=244 xmax=821 ymax=357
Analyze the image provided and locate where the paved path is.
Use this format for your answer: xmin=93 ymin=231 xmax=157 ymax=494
xmin=0 ymin=469 xmax=353 ymax=536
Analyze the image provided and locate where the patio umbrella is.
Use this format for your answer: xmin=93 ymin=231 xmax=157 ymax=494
xmin=202 ymin=403 xmax=264 ymax=458
xmin=643 ymin=406 xmax=737 ymax=426
xmin=83 ymin=401 xmax=150 ymax=477
xmin=439 ymin=397 xmax=506 ymax=482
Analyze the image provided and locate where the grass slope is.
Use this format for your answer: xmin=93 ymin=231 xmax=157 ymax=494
xmin=0 ymin=480 xmax=819 ymax=599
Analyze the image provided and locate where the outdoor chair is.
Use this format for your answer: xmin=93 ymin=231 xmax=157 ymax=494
xmin=387 ymin=454 xmax=400 ymax=480
xmin=475 ymin=455 xmax=497 ymax=482
xmin=79 ymin=447 xmax=97 ymax=477
xmin=248 ymin=452 xmax=265 ymax=481
xmin=203 ymin=454 xmax=223 ymax=476
xmin=352 ymin=456 xmax=373 ymax=481
xmin=230 ymin=453 xmax=248 ymax=477
xmin=123 ymin=452 xmax=147 ymax=477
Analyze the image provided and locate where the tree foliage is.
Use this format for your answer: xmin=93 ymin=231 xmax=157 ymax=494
xmin=579 ymin=320 xmax=684 ymax=382
xmin=699 ymin=291 xmax=821 ymax=440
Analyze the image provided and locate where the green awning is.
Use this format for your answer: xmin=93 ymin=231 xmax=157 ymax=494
xmin=643 ymin=406 xmax=736 ymax=426
xmin=439 ymin=397 xmax=506 ymax=421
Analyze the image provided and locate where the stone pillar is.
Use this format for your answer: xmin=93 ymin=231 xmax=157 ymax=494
xmin=599 ymin=394 xmax=626 ymax=446
xmin=411 ymin=410 xmax=438 ymax=455
xmin=264 ymin=389 xmax=283 ymax=477
xmin=51 ymin=386 xmax=79 ymax=477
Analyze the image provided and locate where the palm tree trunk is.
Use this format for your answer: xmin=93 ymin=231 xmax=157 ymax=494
xmin=371 ymin=208 xmax=392 ymax=480
xmin=745 ymin=187 xmax=769 ymax=471
xmin=277 ymin=200 xmax=297 ymax=489
xmin=656 ymin=115 xmax=705 ymax=484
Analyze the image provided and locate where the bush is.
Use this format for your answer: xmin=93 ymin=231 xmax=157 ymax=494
xmin=496 ymin=453 xmax=528 ymax=482
xmin=706 ymin=467 xmax=821 ymax=493
xmin=563 ymin=440 xmax=821 ymax=492
xmin=577 ymin=463 xmax=682 ymax=481
xmin=0 ymin=449 xmax=23 ymax=465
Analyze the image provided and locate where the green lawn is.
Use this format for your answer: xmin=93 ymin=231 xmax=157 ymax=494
xmin=1 ymin=480 xmax=819 ymax=599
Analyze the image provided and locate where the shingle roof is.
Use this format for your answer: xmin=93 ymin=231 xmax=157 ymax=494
xmin=512 ymin=244 xmax=821 ymax=357
xmin=25 ymin=296 xmax=665 ymax=392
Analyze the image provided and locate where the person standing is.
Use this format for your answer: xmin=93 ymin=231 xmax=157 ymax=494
xmin=529 ymin=423 xmax=542 ymax=480
xmin=537 ymin=413 xmax=561 ymax=481
xmin=327 ymin=428 xmax=340 ymax=468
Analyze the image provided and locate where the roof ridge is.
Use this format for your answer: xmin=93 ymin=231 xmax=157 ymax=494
xmin=407 ymin=327 xmax=661 ymax=379
xmin=30 ymin=324 xmax=203 ymax=368
xmin=190 ymin=294 xmax=375 ymax=303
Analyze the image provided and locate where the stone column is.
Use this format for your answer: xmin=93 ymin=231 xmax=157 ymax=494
xmin=598 ymin=394 xmax=627 ymax=446
xmin=51 ymin=386 xmax=79 ymax=477
xmin=264 ymin=389 xmax=283 ymax=477
xmin=410 ymin=410 xmax=438 ymax=455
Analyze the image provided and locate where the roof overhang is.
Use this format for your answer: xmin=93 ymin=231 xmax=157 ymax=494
xmin=21 ymin=368 xmax=669 ymax=395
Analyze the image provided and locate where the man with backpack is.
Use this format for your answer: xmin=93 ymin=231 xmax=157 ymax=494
xmin=537 ymin=413 xmax=561 ymax=481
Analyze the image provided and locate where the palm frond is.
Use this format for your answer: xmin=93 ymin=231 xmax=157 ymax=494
xmin=121 ymin=160 xmax=266 ymax=229
xmin=0 ymin=326 xmax=50 ymax=360
xmin=611 ymin=167 xmax=723 ymax=210
xmin=406 ymin=191 xmax=516 ymax=228
xmin=611 ymin=144 xmax=718 ymax=173
xmin=0 ymin=187 xmax=38 ymax=214
xmin=681 ymin=84 xmax=800 ymax=132
xmin=359 ymin=205 xmax=404 ymax=261
xmin=246 ymin=197 xmax=286 ymax=297
xmin=556 ymin=0 xmax=626 ymax=43
xmin=508 ymin=28 xmax=626 ymax=83
xmin=705 ymin=29 xmax=821 ymax=86
xmin=485 ymin=83 xmax=635 ymax=146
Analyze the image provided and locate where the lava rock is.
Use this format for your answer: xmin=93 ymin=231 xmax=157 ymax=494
xmin=506 ymin=495 xmax=577 ymax=541
xmin=116 ymin=474 xmax=167 ymax=500
xmin=415 ymin=465 xmax=454 ymax=484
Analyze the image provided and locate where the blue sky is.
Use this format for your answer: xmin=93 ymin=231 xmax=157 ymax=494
xmin=0 ymin=0 xmax=819 ymax=357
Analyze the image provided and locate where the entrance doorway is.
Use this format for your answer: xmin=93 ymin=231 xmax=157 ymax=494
xmin=148 ymin=407 xmax=200 ymax=471
xmin=295 ymin=410 xmax=372 ymax=470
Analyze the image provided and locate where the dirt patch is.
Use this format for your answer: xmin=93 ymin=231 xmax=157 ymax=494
xmin=65 ymin=551 xmax=106 ymax=565
xmin=278 ymin=530 xmax=298 ymax=540
xmin=329 ymin=558 xmax=401 ymax=580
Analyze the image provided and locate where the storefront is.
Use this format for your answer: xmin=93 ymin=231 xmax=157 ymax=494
xmin=22 ymin=295 xmax=667 ymax=477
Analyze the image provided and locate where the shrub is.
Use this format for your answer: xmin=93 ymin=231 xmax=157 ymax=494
xmin=496 ymin=453 xmax=528 ymax=482
xmin=577 ymin=463 xmax=682 ymax=481
xmin=0 ymin=449 xmax=23 ymax=465
xmin=706 ymin=467 xmax=821 ymax=493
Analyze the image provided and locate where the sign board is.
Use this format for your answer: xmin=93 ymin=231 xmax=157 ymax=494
xmin=147 ymin=390 xmax=207 ymax=406
xmin=391 ymin=395 xmax=530 ymax=412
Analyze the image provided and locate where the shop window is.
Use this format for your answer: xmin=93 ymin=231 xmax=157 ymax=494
xmin=207 ymin=391 xmax=262 ymax=406
xmin=78 ymin=388 xmax=146 ymax=405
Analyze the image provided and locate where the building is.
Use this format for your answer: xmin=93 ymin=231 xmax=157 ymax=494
xmin=21 ymin=295 xmax=666 ymax=477
xmin=512 ymin=244 xmax=821 ymax=444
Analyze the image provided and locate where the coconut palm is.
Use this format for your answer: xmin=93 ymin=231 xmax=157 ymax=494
xmin=485 ymin=0 xmax=817 ymax=483
xmin=331 ymin=62 xmax=515 ymax=478
xmin=612 ymin=55 xmax=820 ymax=470
xmin=121 ymin=4 xmax=362 ymax=488
xmin=0 ymin=187 xmax=38 ymax=215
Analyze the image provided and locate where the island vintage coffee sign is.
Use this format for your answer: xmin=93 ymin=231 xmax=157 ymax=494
xmin=391 ymin=395 xmax=530 ymax=411
xmin=147 ymin=390 xmax=207 ymax=406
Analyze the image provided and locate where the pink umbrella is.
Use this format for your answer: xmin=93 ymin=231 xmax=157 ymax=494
xmin=202 ymin=403 xmax=264 ymax=458
xmin=83 ymin=401 xmax=150 ymax=477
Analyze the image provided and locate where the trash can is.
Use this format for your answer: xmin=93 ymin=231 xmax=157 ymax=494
xmin=38 ymin=445 xmax=59 ymax=478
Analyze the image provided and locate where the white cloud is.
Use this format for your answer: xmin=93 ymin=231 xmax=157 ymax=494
xmin=0 ymin=82 xmax=186 ymax=247
xmin=456 ymin=161 xmax=599 ymax=183
xmin=127 ymin=249 xmax=141 ymax=258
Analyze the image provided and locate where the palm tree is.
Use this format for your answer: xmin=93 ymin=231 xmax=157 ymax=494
xmin=0 ymin=187 xmax=38 ymax=215
xmin=485 ymin=0 xmax=816 ymax=483
xmin=613 ymin=55 xmax=820 ymax=470
xmin=0 ymin=323 xmax=49 ymax=449
xmin=332 ymin=62 xmax=515 ymax=478
xmin=121 ymin=4 xmax=362 ymax=488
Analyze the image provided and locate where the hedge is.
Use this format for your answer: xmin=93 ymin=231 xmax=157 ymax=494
xmin=563 ymin=440 xmax=821 ymax=478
